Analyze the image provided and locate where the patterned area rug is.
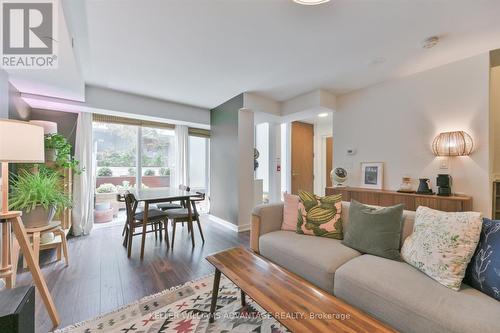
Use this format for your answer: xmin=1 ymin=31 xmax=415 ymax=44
xmin=55 ymin=275 xmax=290 ymax=333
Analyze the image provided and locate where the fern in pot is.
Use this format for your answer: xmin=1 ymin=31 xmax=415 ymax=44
xmin=9 ymin=169 xmax=71 ymax=228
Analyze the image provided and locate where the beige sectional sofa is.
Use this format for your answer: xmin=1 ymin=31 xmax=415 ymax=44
xmin=250 ymin=201 xmax=500 ymax=333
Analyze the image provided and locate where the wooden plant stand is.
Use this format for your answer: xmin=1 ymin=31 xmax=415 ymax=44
xmin=0 ymin=211 xmax=60 ymax=328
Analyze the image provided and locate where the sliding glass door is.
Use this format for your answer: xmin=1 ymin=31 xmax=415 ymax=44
xmin=92 ymin=118 xmax=211 ymax=221
xmin=188 ymin=135 xmax=209 ymax=212
xmin=140 ymin=127 xmax=175 ymax=188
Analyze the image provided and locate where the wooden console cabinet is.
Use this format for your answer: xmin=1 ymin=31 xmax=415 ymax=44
xmin=325 ymin=187 xmax=473 ymax=212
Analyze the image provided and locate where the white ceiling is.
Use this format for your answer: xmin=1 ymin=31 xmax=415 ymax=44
xmin=22 ymin=0 xmax=500 ymax=108
xmin=6 ymin=0 xmax=84 ymax=101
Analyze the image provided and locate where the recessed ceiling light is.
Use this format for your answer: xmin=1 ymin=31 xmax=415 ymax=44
xmin=293 ymin=0 xmax=331 ymax=5
xmin=318 ymin=113 xmax=329 ymax=118
xmin=422 ymin=36 xmax=439 ymax=49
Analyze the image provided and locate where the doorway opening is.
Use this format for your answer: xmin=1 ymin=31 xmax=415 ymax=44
xmin=287 ymin=114 xmax=333 ymax=196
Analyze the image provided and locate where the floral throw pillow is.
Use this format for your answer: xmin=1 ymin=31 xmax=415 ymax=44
xmin=465 ymin=218 xmax=500 ymax=300
xmin=296 ymin=190 xmax=343 ymax=239
xmin=401 ymin=206 xmax=482 ymax=291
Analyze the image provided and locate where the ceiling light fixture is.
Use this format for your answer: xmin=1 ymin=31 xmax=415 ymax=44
xmin=293 ymin=0 xmax=331 ymax=5
xmin=318 ymin=113 xmax=329 ymax=118
xmin=422 ymin=36 xmax=440 ymax=49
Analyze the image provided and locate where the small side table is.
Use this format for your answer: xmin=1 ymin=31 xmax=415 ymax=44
xmin=23 ymin=221 xmax=69 ymax=268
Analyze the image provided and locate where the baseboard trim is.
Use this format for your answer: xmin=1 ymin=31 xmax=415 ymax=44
xmin=207 ymin=215 xmax=250 ymax=233
xmin=238 ymin=223 xmax=251 ymax=232
xmin=208 ymin=215 xmax=238 ymax=232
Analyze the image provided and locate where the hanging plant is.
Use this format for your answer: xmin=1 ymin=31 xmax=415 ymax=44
xmin=44 ymin=133 xmax=83 ymax=174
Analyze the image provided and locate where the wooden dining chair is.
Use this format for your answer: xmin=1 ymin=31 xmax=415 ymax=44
xmin=122 ymin=192 xmax=170 ymax=258
xmin=166 ymin=191 xmax=205 ymax=248
xmin=156 ymin=185 xmax=191 ymax=211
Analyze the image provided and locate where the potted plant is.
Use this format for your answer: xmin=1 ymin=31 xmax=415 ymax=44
xmin=95 ymin=183 xmax=119 ymax=217
xmin=9 ymin=169 xmax=71 ymax=228
xmin=44 ymin=133 xmax=83 ymax=174
xmin=97 ymin=167 xmax=113 ymax=177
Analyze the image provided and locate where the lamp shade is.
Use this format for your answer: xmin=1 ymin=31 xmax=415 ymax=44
xmin=0 ymin=120 xmax=45 ymax=162
xmin=432 ymin=131 xmax=473 ymax=156
xmin=29 ymin=120 xmax=58 ymax=134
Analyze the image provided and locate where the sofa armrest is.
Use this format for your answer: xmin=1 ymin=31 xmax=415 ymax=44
xmin=250 ymin=203 xmax=284 ymax=253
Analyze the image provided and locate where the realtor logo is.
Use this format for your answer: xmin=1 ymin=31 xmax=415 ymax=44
xmin=1 ymin=0 xmax=58 ymax=68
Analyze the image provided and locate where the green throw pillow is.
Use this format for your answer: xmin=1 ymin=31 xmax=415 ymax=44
xmin=342 ymin=200 xmax=404 ymax=260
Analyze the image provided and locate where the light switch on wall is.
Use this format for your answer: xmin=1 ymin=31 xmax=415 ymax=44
xmin=439 ymin=158 xmax=449 ymax=170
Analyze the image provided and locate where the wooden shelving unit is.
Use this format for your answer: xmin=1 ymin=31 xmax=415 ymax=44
xmin=492 ymin=181 xmax=500 ymax=219
xmin=44 ymin=162 xmax=72 ymax=247
xmin=326 ymin=186 xmax=473 ymax=212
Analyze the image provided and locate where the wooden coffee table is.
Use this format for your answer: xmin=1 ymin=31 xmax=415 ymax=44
xmin=206 ymin=247 xmax=396 ymax=333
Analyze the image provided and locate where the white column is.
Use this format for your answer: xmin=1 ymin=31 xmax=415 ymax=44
xmin=268 ymin=122 xmax=281 ymax=202
xmin=238 ymin=108 xmax=255 ymax=231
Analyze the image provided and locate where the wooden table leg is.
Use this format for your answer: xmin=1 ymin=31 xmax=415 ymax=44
xmin=11 ymin=216 xmax=60 ymax=327
xmin=140 ymin=202 xmax=149 ymax=260
xmin=241 ymin=289 xmax=246 ymax=307
xmin=209 ymin=268 xmax=221 ymax=324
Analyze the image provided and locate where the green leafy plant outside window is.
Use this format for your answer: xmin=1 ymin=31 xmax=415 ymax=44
xmin=97 ymin=167 xmax=113 ymax=177
xmin=96 ymin=183 xmax=117 ymax=193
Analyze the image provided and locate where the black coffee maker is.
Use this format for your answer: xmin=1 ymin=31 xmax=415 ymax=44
xmin=437 ymin=174 xmax=452 ymax=196
xmin=416 ymin=178 xmax=433 ymax=195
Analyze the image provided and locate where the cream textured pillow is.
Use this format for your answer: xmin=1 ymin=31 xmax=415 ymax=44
xmin=401 ymin=206 xmax=482 ymax=290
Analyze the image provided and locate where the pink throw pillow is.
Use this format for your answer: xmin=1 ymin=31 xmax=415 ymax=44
xmin=282 ymin=193 xmax=300 ymax=231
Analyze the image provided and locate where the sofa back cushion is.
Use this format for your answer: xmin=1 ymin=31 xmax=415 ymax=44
xmin=341 ymin=201 xmax=415 ymax=249
xmin=342 ymin=200 xmax=404 ymax=260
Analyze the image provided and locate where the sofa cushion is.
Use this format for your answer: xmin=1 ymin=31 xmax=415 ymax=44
xmin=334 ymin=255 xmax=500 ymax=333
xmin=340 ymin=201 xmax=416 ymax=248
xmin=259 ymin=230 xmax=360 ymax=292
xmin=342 ymin=200 xmax=404 ymax=260
xmin=401 ymin=206 xmax=482 ymax=290
xmin=281 ymin=193 xmax=300 ymax=231
xmin=465 ymin=218 xmax=500 ymax=301
xmin=296 ymin=191 xmax=343 ymax=239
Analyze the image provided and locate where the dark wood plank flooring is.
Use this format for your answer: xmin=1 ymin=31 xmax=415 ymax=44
xmin=13 ymin=216 xmax=249 ymax=333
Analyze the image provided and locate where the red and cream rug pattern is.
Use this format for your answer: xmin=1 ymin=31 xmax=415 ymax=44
xmin=55 ymin=275 xmax=289 ymax=333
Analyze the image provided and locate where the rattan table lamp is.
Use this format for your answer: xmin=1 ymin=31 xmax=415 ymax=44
xmin=0 ymin=119 xmax=60 ymax=327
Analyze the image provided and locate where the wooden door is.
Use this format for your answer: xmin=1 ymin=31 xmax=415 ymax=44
xmin=326 ymin=136 xmax=333 ymax=187
xmin=291 ymin=121 xmax=314 ymax=194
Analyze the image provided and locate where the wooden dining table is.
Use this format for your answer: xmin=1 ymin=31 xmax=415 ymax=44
xmin=132 ymin=187 xmax=199 ymax=259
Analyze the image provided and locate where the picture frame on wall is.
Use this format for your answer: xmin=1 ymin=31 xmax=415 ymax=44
xmin=360 ymin=162 xmax=384 ymax=189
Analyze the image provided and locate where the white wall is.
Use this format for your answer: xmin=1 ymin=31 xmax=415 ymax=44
xmin=333 ymin=53 xmax=490 ymax=216
xmin=238 ymin=109 xmax=255 ymax=231
xmin=86 ymin=85 xmax=210 ymax=126
xmin=0 ymin=70 xmax=8 ymax=119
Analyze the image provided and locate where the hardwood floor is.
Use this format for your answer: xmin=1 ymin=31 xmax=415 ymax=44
xmin=13 ymin=215 xmax=249 ymax=333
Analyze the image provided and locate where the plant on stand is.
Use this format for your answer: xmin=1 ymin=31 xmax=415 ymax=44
xmin=9 ymin=169 xmax=72 ymax=228
xmin=44 ymin=133 xmax=83 ymax=174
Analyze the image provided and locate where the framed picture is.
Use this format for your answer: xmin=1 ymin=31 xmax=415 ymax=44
xmin=360 ymin=162 xmax=384 ymax=189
